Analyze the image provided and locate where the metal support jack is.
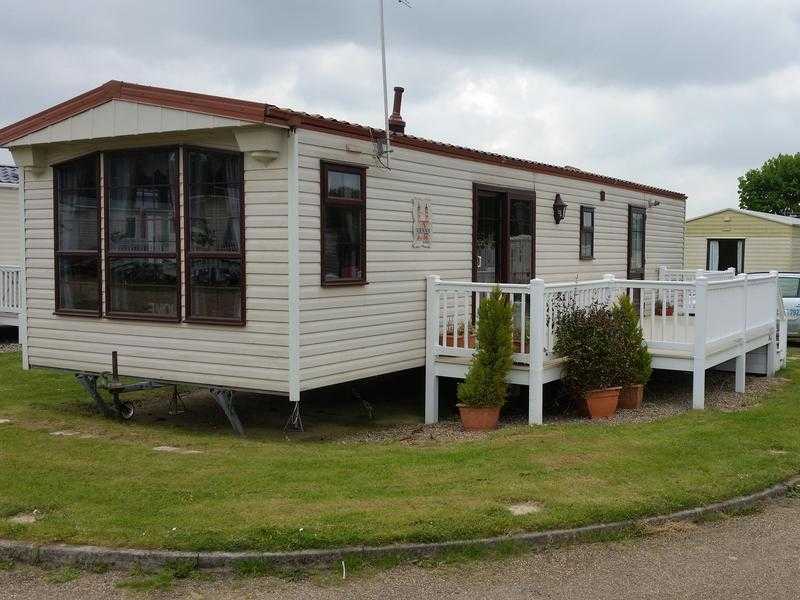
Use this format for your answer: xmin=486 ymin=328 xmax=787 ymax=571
xmin=351 ymin=387 xmax=374 ymax=420
xmin=75 ymin=373 xmax=116 ymax=417
xmin=285 ymin=401 xmax=303 ymax=432
xmin=209 ymin=388 xmax=245 ymax=436
xmin=168 ymin=385 xmax=186 ymax=416
xmin=77 ymin=352 xmax=176 ymax=421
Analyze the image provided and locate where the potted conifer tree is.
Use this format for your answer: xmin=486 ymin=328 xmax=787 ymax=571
xmin=456 ymin=287 xmax=514 ymax=430
xmin=554 ymin=303 xmax=625 ymax=418
xmin=613 ymin=295 xmax=652 ymax=409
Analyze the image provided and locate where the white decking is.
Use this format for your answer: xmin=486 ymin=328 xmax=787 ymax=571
xmin=0 ymin=265 xmax=21 ymax=327
xmin=425 ymin=270 xmax=787 ymax=425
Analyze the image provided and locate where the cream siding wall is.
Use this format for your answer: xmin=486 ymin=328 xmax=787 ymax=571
xmin=0 ymin=186 xmax=21 ymax=265
xmin=684 ymin=210 xmax=797 ymax=272
xmin=296 ymin=130 xmax=685 ymax=390
xmin=791 ymin=228 xmax=800 ymax=271
xmin=21 ymin=127 xmax=290 ymax=392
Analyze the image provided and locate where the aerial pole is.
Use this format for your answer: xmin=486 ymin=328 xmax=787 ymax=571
xmin=378 ymin=0 xmax=392 ymax=167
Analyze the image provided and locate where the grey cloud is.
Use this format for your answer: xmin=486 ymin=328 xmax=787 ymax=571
xmin=3 ymin=1 xmax=800 ymax=215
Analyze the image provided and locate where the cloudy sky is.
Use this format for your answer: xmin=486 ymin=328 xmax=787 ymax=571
xmin=2 ymin=0 xmax=800 ymax=216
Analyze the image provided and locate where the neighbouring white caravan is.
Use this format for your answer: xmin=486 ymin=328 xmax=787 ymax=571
xmin=0 ymin=165 xmax=22 ymax=327
xmin=0 ymin=81 xmax=708 ymax=427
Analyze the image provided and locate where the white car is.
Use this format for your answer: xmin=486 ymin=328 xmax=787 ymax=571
xmin=778 ymin=273 xmax=800 ymax=340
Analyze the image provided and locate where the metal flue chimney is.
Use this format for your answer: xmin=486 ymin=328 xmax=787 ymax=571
xmin=388 ymin=86 xmax=406 ymax=134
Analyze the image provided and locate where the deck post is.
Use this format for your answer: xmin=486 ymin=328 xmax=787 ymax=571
xmin=528 ymin=279 xmax=545 ymax=425
xmin=735 ymin=274 xmax=748 ymax=393
xmin=425 ymin=275 xmax=441 ymax=424
xmin=602 ymin=273 xmax=616 ymax=305
xmin=692 ymin=276 xmax=708 ymax=409
xmin=766 ymin=271 xmax=779 ymax=377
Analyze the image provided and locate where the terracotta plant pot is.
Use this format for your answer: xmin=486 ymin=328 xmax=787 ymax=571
xmin=512 ymin=339 xmax=527 ymax=354
xmin=457 ymin=405 xmax=501 ymax=431
xmin=440 ymin=333 xmax=476 ymax=349
xmin=583 ymin=387 xmax=621 ymax=419
xmin=618 ymin=384 xmax=644 ymax=409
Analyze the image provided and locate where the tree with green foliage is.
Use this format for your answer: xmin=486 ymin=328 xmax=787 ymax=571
xmin=738 ymin=153 xmax=800 ymax=216
xmin=457 ymin=287 xmax=514 ymax=408
xmin=612 ymin=295 xmax=652 ymax=386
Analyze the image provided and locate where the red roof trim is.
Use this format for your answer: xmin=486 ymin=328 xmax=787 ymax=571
xmin=0 ymin=80 xmax=687 ymax=200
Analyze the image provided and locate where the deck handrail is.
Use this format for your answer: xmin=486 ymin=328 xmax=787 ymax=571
xmin=0 ymin=265 xmax=21 ymax=314
xmin=658 ymin=266 xmax=736 ymax=282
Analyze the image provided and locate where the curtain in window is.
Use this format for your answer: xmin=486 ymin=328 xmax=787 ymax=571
xmin=708 ymin=240 xmax=719 ymax=270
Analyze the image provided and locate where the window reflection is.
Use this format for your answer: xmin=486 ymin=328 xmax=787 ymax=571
xmin=109 ymin=258 xmax=178 ymax=317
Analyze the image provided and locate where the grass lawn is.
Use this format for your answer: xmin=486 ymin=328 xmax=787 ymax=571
xmin=1 ymin=350 xmax=800 ymax=553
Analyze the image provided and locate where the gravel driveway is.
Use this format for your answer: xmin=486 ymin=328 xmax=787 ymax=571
xmin=3 ymin=496 xmax=800 ymax=599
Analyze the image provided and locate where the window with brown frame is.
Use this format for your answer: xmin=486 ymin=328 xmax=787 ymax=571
xmin=320 ymin=162 xmax=367 ymax=286
xmin=185 ymin=148 xmax=245 ymax=324
xmin=579 ymin=205 xmax=595 ymax=259
xmin=52 ymin=146 xmax=246 ymax=325
xmin=104 ymin=148 xmax=180 ymax=320
xmin=54 ymin=154 xmax=101 ymax=315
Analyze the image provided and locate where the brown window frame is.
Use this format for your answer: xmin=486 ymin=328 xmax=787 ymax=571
xmin=579 ymin=205 xmax=595 ymax=260
xmin=103 ymin=146 xmax=182 ymax=322
xmin=183 ymin=146 xmax=246 ymax=325
xmin=320 ymin=161 xmax=367 ymax=287
xmin=53 ymin=153 xmax=102 ymax=317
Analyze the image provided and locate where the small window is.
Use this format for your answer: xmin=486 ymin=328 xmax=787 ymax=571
xmin=321 ymin=162 xmax=366 ymax=285
xmin=54 ymin=155 xmax=100 ymax=314
xmin=105 ymin=148 xmax=180 ymax=320
xmin=580 ymin=206 xmax=595 ymax=259
xmin=185 ymin=148 xmax=245 ymax=323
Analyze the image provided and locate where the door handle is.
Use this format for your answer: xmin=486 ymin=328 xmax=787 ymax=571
xmin=477 ymin=255 xmax=482 ymax=268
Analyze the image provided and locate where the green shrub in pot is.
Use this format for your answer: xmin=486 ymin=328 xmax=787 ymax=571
xmin=612 ymin=294 xmax=652 ymax=409
xmin=456 ymin=287 xmax=514 ymax=429
xmin=553 ymin=302 xmax=626 ymax=418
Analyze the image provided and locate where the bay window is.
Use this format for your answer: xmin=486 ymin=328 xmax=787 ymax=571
xmin=54 ymin=154 xmax=100 ymax=315
xmin=185 ymin=148 xmax=245 ymax=324
xmin=52 ymin=146 xmax=245 ymax=324
xmin=105 ymin=148 xmax=180 ymax=320
xmin=321 ymin=162 xmax=366 ymax=286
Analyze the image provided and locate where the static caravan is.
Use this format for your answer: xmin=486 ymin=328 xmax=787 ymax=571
xmin=685 ymin=208 xmax=800 ymax=273
xmin=0 ymin=81 xmax=687 ymax=428
xmin=0 ymin=165 xmax=21 ymax=327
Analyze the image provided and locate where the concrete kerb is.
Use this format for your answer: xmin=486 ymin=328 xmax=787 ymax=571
xmin=2 ymin=475 xmax=798 ymax=572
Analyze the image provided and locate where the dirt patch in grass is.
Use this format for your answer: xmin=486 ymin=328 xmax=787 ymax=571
xmin=8 ymin=511 xmax=40 ymax=525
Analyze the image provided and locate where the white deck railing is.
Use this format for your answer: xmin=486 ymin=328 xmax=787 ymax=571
xmin=658 ymin=266 xmax=736 ymax=282
xmin=0 ymin=265 xmax=21 ymax=314
xmin=425 ymin=272 xmax=780 ymax=425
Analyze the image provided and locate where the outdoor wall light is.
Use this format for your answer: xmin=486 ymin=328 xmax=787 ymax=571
xmin=553 ymin=193 xmax=567 ymax=224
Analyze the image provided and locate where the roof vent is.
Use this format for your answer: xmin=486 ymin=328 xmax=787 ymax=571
xmin=388 ymin=86 xmax=406 ymax=134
